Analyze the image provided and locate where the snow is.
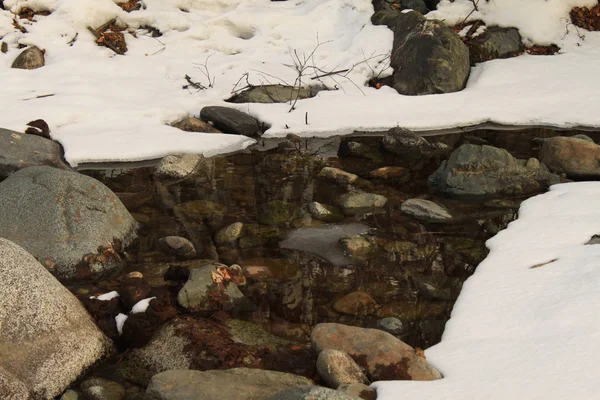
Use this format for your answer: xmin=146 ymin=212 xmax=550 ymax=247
xmin=130 ymin=296 xmax=156 ymax=314
xmin=374 ymin=182 xmax=600 ymax=399
xmin=115 ymin=312 xmax=128 ymax=335
xmin=89 ymin=290 xmax=119 ymax=301
xmin=0 ymin=0 xmax=598 ymax=166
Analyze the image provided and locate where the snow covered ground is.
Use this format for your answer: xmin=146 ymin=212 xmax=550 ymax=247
xmin=0 ymin=0 xmax=599 ymax=165
xmin=374 ymin=182 xmax=600 ymax=399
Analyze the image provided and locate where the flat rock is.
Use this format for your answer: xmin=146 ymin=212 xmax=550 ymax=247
xmin=339 ymin=193 xmax=387 ymax=215
xmin=0 ymin=239 xmax=113 ymax=399
xmin=154 ymin=153 xmax=205 ymax=181
xmin=382 ymin=128 xmax=451 ymax=169
xmin=318 ymin=167 xmax=358 ymax=185
xmin=400 ymin=198 xmax=452 ymax=223
xmin=0 ymin=127 xmax=71 ymax=180
xmin=539 ymin=136 xmax=600 ymax=178
xmin=337 ymin=383 xmax=376 ymax=400
xmin=268 ymin=385 xmax=360 ymax=400
xmin=311 ymin=323 xmax=441 ymax=381
xmin=200 ymin=106 xmax=261 ymax=137
xmin=228 ymin=84 xmax=319 ymax=104
xmin=11 ymin=46 xmax=45 ymax=69
xmin=146 ymin=368 xmax=313 ymax=400
xmin=316 ymin=349 xmax=369 ymax=388
xmin=0 ymin=166 xmax=138 ymax=280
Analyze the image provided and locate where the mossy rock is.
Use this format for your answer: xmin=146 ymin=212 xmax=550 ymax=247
xmin=258 ymin=200 xmax=303 ymax=226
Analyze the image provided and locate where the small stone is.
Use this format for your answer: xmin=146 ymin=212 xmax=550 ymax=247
xmin=154 ymin=153 xmax=205 ymax=181
xmin=332 ymin=291 xmax=378 ymax=316
xmin=400 ymin=198 xmax=452 ymax=223
xmin=377 ymin=317 xmax=404 ymax=335
xmin=215 ymin=222 xmax=245 ymax=244
xmin=172 ymin=117 xmax=222 ymax=133
xmin=316 ymin=349 xmax=369 ymax=388
xmin=243 ymin=265 xmax=273 ymax=281
xmin=318 ymin=167 xmax=359 ymax=185
xmin=308 ymin=202 xmax=344 ymax=223
xmin=11 ymin=46 xmax=45 ymax=69
xmin=126 ymin=271 xmax=144 ymax=279
xmin=80 ymin=377 xmax=125 ymax=400
xmin=339 ymin=193 xmax=387 ymax=215
xmin=337 ymin=383 xmax=377 ymax=400
xmin=158 ymin=236 xmax=196 ymax=259
xmin=339 ymin=235 xmax=372 ymax=261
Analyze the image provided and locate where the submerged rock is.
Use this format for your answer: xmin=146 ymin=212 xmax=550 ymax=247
xmin=339 ymin=192 xmax=387 ymax=215
xmin=158 ymin=236 xmax=197 ymax=259
xmin=200 ymin=106 xmax=261 ymax=137
xmin=382 ymin=128 xmax=451 ymax=169
xmin=400 ymin=198 xmax=453 ymax=223
xmin=215 ymin=222 xmax=245 ymax=244
xmin=308 ymin=202 xmax=344 ymax=223
xmin=332 ymin=292 xmax=378 ymax=316
xmin=80 ymin=377 xmax=125 ymax=400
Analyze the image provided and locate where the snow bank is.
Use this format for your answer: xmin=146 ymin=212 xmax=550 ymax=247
xmin=374 ymin=182 xmax=600 ymax=399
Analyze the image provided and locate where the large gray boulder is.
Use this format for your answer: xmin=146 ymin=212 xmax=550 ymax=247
xmin=311 ymin=323 xmax=441 ymax=381
xmin=0 ymin=128 xmax=71 ymax=180
xmin=539 ymin=136 xmax=600 ymax=178
xmin=0 ymin=166 xmax=138 ymax=280
xmin=146 ymin=368 xmax=313 ymax=400
xmin=372 ymin=11 xmax=469 ymax=95
xmin=428 ymin=144 xmax=560 ymax=199
xmin=0 ymin=239 xmax=113 ymax=399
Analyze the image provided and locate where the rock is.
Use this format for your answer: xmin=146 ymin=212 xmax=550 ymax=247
xmin=339 ymin=193 xmax=387 ymax=215
xmin=339 ymin=141 xmax=384 ymax=163
xmin=376 ymin=317 xmax=404 ymax=336
xmin=339 ymin=236 xmax=372 ymax=261
xmin=401 ymin=0 xmax=428 ymax=14
xmin=332 ymin=292 xmax=378 ymax=316
xmin=215 ymin=222 xmax=245 ymax=244
xmin=0 ymin=127 xmax=71 ymax=180
xmin=318 ymin=167 xmax=359 ymax=185
xmin=177 ymin=263 xmax=254 ymax=312
xmin=200 ymin=106 xmax=261 ymax=137
xmin=268 ymin=385 xmax=360 ymax=400
xmin=369 ymin=166 xmax=409 ymax=181
xmin=11 ymin=46 xmax=45 ymax=69
xmin=572 ymin=134 xmax=594 ymax=142
xmin=0 ymin=239 xmax=113 ymax=399
xmin=337 ymin=383 xmax=377 ymax=400
xmin=25 ymin=119 xmax=51 ymax=139
xmin=227 ymin=84 xmax=320 ymax=103
xmin=172 ymin=117 xmax=222 ymax=133
xmin=146 ymin=368 xmax=313 ymax=400
xmin=539 ymin=136 xmax=600 ymax=178
xmin=259 ymin=200 xmax=302 ymax=226
xmin=117 ymin=277 xmax=152 ymax=309
xmin=382 ymin=128 xmax=451 ymax=169
xmin=311 ymin=323 xmax=441 ymax=381
xmin=154 ymin=153 xmax=205 ymax=181
xmin=467 ymin=26 xmax=524 ymax=64
xmin=80 ymin=378 xmax=125 ymax=400
xmin=60 ymin=389 xmax=80 ymax=400
xmin=316 ymin=349 xmax=369 ymax=388
xmin=243 ymin=265 xmax=273 ymax=281
xmin=372 ymin=11 xmax=469 ymax=95
xmin=0 ymin=166 xmax=137 ymax=280
xmin=428 ymin=144 xmax=560 ymax=199
xmin=158 ymin=236 xmax=197 ymax=259
xmin=400 ymin=198 xmax=452 ymax=223
xmin=126 ymin=271 xmax=144 ymax=279
xmin=308 ymin=202 xmax=344 ymax=223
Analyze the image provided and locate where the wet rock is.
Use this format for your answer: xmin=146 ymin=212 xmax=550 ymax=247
xmin=467 ymin=26 xmax=524 ymax=64
xmin=339 ymin=235 xmax=372 ymax=261
xmin=337 ymin=383 xmax=377 ymax=400
xmin=146 ymin=368 xmax=313 ymax=400
xmin=333 ymin=292 xmax=378 ymax=316
xmin=539 ymin=136 xmax=600 ymax=178
xmin=372 ymin=11 xmax=469 ymax=95
xmin=400 ymin=198 xmax=452 ymax=223
xmin=382 ymin=128 xmax=451 ymax=169
xmin=243 ymin=265 xmax=273 ymax=281
xmin=572 ymin=134 xmax=594 ymax=142
xmin=200 ymin=106 xmax=261 ymax=137
xmin=0 ymin=166 xmax=137 ymax=280
xmin=318 ymin=167 xmax=359 ymax=185
xmin=0 ymin=127 xmax=71 ymax=180
xmin=311 ymin=323 xmax=442 ymax=381
xmin=369 ymin=166 xmax=409 ymax=182
xmin=227 ymin=319 xmax=292 ymax=349
xmin=60 ymin=389 xmax=80 ymax=400
xmin=339 ymin=192 xmax=387 ymax=215
xmin=269 ymin=385 xmax=359 ymax=400
xmin=401 ymin=0 xmax=428 ymax=14
xmin=80 ymin=377 xmax=125 ymax=400
xmin=0 ymin=238 xmax=113 ymax=399
xmin=428 ymin=144 xmax=560 ymax=199
xmin=177 ymin=263 xmax=254 ymax=312
xmin=174 ymin=200 xmax=227 ymax=224
xmin=377 ymin=317 xmax=404 ymax=336
xmin=259 ymin=200 xmax=302 ymax=226
xmin=172 ymin=116 xmax=221 ymax=133
xmin=308 ymin=202 xmax=344 ymax=223
xmin=11 ymin=46 xmax=45 ymax=69
xmin=227 ymin=84 xmax=320 ymax=103
xmin=341 ymin=141 xmax=384 ymax=163
xmin=215 ymin=222 xmax=245 ymax=244
xmin=154 ymin=153 xmax=205 ymax=181
xmin=158 ymin=236 xmax=197 ymax=259
xmin=316 ymin=349 xmax=369 ymax=388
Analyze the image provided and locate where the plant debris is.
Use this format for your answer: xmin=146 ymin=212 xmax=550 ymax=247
xmin=18 ymin=7 xmax=51 ymax=21
xmin=87 ymin=19 xmax=128 ymax=55
xmin=526 ymin=44 xmax=560 ymax=56
xmin=118 ymin=0 xmax=142 ymax=13
xmin=570 ymin=4 xmax=600 ymax=31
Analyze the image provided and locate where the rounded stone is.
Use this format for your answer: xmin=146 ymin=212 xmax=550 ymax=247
xmin=158 ymin=236 xmax=196 ymax=258
xmin=11 ymin=46 xmax=45 ymax=69
xmin=376 ymin=317 xmax=404 ymax=335
xmin=316 ymin=349 xmax=369 ymax=388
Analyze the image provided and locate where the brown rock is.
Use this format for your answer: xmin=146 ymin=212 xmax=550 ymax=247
xmin=172 ymin=117 xmax=222 ymax=133
xmin=243 ymin=265 xmax=273 ymax=281
xmin=333 ymin=292 xmax=377 ymax=316
xmin=539 ymin=136 xmax=600 ymax=178
xmin=370 ymin=166 xmax=409 ymax=180
xmin=316 ymin=349 xmax=369 ymax=388
xmin=311 ymin=323 xmax=442 ymax=381
xmin=337 ymin=383 xmax=377 ymax=400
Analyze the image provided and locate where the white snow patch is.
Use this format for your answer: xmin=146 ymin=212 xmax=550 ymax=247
xmin=115 ymin=313 xmax=128 ymax=335
xmin=374 ymin=182 xmax=600 ymax=399
xmin=89 ymin=290 xmax=119 ymax=301
xmin=130 ymin=297 xmax=156 ymax=314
